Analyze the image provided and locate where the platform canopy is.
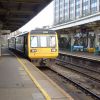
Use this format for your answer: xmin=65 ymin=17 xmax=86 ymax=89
xmin=0 ymin=0 xmax=52 ymax=34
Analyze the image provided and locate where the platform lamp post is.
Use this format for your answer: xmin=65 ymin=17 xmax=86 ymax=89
xmin=70 ymin=28 xmax=76 ymax=52
xmin=71 ymin=33 xmax=74 ymax=52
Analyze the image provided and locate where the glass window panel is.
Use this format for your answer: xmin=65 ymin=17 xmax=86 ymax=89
xmin=70 ymin=0 xmax=74 ymax=4
xmin=76 ymin=0 xmax=80 ymax=2
xmin=76 ymin=1 xmax=80 ymax=5
xmin=50 ymin=36 xmax=56 ymax=47
xmin=70 ymin=13 xmax=74 ymax=20
xmin=70 ymin=7 xmax=74 ymax=11
xmin=83 ymin=6 xmax=88 ymax=9
xmin=76 ymin=11 xmax=80 ymax=17
xmin=91 ymin=0 xmax=97 ymax=3
xmin=76 ymin=8 xmax=80 ymax=12
xmin=91 ymin=7 xmax=97 ymax=13
xmin=31 ymin=36 xmax=38 ymax=47
xmin=91 ymin=2 xmax=97 ymax=7
xmin=76 ymin=4 xmax=80 ymax=9
xmin=40 ymin=36 xmax=47 ymax=47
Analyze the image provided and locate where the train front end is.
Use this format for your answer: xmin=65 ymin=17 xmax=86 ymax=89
xmin=28 ymin=30 xmax=58 ymax=59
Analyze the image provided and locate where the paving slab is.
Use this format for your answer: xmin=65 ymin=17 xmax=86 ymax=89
xmin=0 ymin=48 xmax=45 ymax=100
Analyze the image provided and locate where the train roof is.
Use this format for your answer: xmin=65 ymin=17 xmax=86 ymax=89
xmin=9 ymin=29 xmax=56 ymax=38
xmin=30 ymin=29 xmax=56 ymax=34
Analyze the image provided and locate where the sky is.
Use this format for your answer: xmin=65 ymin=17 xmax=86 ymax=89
xmin=19 ymin=1 xmax=54 ymax=32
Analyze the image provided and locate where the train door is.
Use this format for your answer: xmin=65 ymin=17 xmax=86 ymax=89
xmin=24 ymin=35 xmax=28 ymax=56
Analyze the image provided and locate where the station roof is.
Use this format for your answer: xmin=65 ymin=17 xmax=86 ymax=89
xmin=51 ymin=13 xmax=100 ymax=31
xmin=0 ymin=0 xmax=52 ymax=33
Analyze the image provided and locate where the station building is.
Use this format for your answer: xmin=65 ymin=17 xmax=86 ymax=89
xmin=52 ymin=0 xmax=100 ymax=53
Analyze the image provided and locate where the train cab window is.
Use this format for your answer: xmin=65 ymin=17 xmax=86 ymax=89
xmin=30 ymin=35 xmax=56 ymax=48
xmin=40 ymin=36 xmax=47 ymax=47
xmin=49 ymin=36 xmax=56 ymax=47
xmin=31 ymin=36 xmax=38 ymax=47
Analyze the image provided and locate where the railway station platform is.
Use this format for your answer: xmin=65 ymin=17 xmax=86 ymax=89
xmin=0 ymin=47 xmax=73 ymax=100
xmin=59 ymin=50 xmax=100 ymax=62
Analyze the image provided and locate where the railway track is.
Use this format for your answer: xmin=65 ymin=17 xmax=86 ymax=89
xmin=39 ymin=67 xmax=93 ymax=100
xmin=12 ymin=49 xmax=100 ymax=99
xmin=60 ymin=59 xmax=100 ymax=74
xmin=56 ymin=58 xmax=100 ymax=83
xmin=40 ymin=66 xmax=100 ymax=100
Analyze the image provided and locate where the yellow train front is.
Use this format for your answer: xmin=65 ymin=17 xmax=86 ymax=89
xmin=14 ymin=29 xmax=58 ymax=66
xmin=29 ymin=30 xmax=58 ymax=57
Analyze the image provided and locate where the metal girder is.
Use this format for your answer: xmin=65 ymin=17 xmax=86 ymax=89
xmin=0 ymin=0 xmax=45 ymax=4
xmin=0 ymin=9 xmax=34 ymax=15
xmin=3 ymin=26 xmax=20 ymax=29
xmin=5 ymin=23 xmax=23 ymax=26
xmin=8 ymin=18 xmax=28 ymax=21
xmin=2 ymin=26 xmax=20 ymax=31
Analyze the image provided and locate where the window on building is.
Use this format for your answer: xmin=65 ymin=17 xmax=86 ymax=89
xmin=64 ymin=0 xmax=69 ymax=22
xmin=76 ymin=11 xmax=80 ymax=18
xmin=76 ymin=0 xmax=80 ymax=2
xmin=54 ymin=0 xmax=60 ymax=24
xmin=75 ymin=0 xmax=81 ymax=19
xmin=90 ymin=0 xmax=97 ymax=14
xmin=59 ymin=0 xmax=64 ymax=23
xmin=69 ymin=0 xmax=75 ymax=20
xmin=70 ymin=0 xmax=74 ymax=4
xmin=82 ymin=0 xmax=89 ymax=16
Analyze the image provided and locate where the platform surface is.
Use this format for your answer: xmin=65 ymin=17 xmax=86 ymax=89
xmin=0 ymin=47 xmax=73 ymax=100
xmin=59 ymin=50 xmax=100 ymax=61
xmin=0 ymin=47 xmax=45 ymax=100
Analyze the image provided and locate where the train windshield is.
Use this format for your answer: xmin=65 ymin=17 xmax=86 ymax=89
xmin=30 ymin=36 xmax=56 ymax=47
xmin=49 ymin=36 xmax=56 ymax=47
xmin=40 ymin=36 xmax=47 ymax=47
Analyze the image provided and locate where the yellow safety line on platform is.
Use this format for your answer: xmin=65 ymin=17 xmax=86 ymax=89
xmin=21 ymin=57 xmax=73 ymax=100
xmin=15 ymin=55 xmax=51 ymax=100
xmin=30 ymin=62 xmax=74 ymax=100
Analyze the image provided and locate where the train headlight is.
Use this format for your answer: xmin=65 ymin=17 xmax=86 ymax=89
xmin=31 ymin=49 xmax=37 ymax=52
xmin=51 ymin=48 xmax=56 ymax=52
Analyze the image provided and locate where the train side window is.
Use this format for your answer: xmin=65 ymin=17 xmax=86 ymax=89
xmin=19 ymin=37 xmax=23 ymax=44
xmin=16 ymin=38 xmax=19 ymax=44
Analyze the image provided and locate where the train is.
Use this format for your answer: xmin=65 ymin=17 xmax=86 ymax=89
xmin=8 ymin=29 xmax=59 ymax=66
